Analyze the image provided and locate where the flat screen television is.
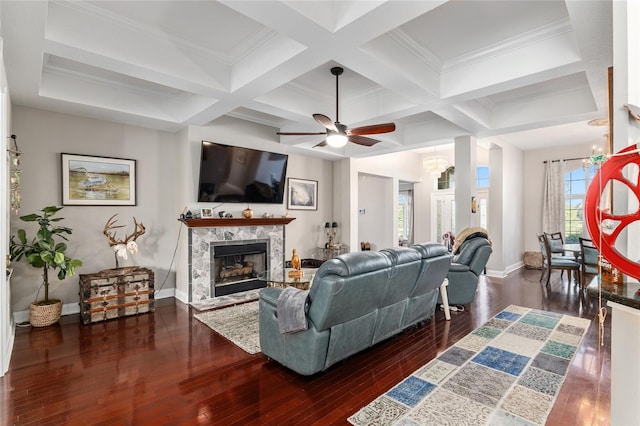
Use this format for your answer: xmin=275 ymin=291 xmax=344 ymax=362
xmin=197 ymin=141 xmax=288 ymax=204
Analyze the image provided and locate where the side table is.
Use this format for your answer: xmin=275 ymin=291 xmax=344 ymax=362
xmin=318 ymin=245 xmax=347 ymax=261
xmin=79 ymin=267 xmax=154 ymax=324
xmin=257 ymin=268 xmax=316 ymax=290
xmin=440 ymin=278 xmax=451 ymax=321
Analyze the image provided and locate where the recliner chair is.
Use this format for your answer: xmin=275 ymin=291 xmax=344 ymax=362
xmin=439 ymin=235 xmax=492 ymax=306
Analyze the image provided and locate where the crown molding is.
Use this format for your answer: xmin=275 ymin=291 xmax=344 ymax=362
xmin=443 ymin=18 xmax=574 ymax=71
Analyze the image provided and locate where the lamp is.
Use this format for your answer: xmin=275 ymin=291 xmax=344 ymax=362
xmin=324 ymin=222 xmax=331 ymax=248
xmin=326 ymin=132 xmax=348 ymax=147
xmin=324 ymin=222 xmax=339 ymax=248
xmin=422 ymin=156 xmax=449 ymax=174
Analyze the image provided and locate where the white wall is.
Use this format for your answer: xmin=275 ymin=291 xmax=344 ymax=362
xmin=350 ymin=150 xmax=424 ymax=251
xmin=10 ymin=110 xmax=335 ymax=310
xmin=0 ymin=39 xmax=13 ymax=376
xmin=501 ymin=143 xmax=525 ymax=271
xmin=357 ymin=173 xmax=392 ymax=250
xmin=163 ymin=116 xmax=334 ymax=302
xmin=522 ymin=142 xmax=598 ymax=253
xmin=11 ymin=105 xmax=594 ymax=314
xmin=9 ymin=106 xmax=181 ymax=316
xmin=185 ymin=116 xmax=334 ymax=258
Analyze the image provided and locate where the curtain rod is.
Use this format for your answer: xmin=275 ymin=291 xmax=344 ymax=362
xmin=542 ymin=156 xmax=589 ymax=164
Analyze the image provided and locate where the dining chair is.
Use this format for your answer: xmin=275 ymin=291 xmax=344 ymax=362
xmin=537 ymin=233 xmax=580 ymax=286
xmin=579 ymin=237 xmax=599 ymax=290
xmin=545 ymin=231 xmax=567 ymax=256
xmin=544 ymin=231 xmax=578 ymax=280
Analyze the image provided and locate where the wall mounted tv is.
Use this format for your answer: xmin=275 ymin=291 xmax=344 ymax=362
xmin=197 ymin=141 xmax=288 ymax=204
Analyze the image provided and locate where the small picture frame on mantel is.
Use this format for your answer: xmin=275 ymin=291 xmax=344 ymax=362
xmin=200 ymin=208 xmax=213 ymax=218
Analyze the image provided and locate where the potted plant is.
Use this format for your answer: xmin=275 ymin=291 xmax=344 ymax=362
xmin=9 ymin=205 xmax=83 ymax=327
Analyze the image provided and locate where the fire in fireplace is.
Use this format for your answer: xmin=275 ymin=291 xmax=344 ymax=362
xmin=212 ymin=242 xmax=268 ymax=296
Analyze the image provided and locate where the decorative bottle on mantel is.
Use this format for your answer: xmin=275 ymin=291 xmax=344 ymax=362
xmin=243 ymin=207 xmax=253 ymax=218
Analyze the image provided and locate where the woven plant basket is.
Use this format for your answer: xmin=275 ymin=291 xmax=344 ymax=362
xmin=29 ymin=300 xmax=63 ymax=327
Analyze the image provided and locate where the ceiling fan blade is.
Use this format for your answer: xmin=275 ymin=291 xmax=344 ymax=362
xmin=348 ymin=122 xmax=396 ymax=136
xmin=277 ymin=131 xmax=327 ymax=136
xmin=313 ymin=140 xmax=328 ymax=148
xmin=348 ymin=135 xmax=380 ymax=147
xmin=313 ymin=114 xmax=337 ymax=131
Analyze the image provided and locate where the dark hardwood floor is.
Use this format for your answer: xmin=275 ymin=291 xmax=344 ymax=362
xmin=1 ymin=268 xmax=610 ymax=425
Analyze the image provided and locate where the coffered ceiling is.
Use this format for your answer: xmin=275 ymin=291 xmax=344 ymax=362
xmin=0 ymin=1 xmax=612 ymax=158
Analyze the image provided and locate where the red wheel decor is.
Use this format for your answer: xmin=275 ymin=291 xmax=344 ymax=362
xmin=584 ymin=144 xmax=640 ymax=280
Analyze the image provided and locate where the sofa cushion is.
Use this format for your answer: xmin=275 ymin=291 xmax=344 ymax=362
xmin=411 ymin=243 xmax=449 ymax=259
xmin=307 ymin=251 xmax=392 ymax=332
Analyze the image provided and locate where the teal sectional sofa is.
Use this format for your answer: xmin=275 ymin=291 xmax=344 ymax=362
xmin=258 ymin=243 xmax=451 ymax=375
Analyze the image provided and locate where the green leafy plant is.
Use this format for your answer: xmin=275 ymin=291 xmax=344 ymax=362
xmin=9 ymin=205 xmax=83 ymax=305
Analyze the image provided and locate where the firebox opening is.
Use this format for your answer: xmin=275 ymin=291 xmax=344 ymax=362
xmin=212 ymin=242 xmax=268 ymax=297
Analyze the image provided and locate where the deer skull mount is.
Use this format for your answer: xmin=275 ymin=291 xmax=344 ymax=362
xmin=103 ymin=214 xmax=146 ymax=268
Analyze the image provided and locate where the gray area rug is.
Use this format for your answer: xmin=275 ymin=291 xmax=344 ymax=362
xmin=349 ymin=305 xmax=591 ymax=426
xmin=193 ymin=301 xmax=260 ymax=354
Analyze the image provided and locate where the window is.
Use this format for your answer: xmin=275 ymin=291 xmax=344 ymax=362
xmin=476 ymin=166 xmax=489 ymax=188
xmin=564 ymin=165 xmax=597 ymax=243
xmin=437 ymin=166 xmax=455 ymax=190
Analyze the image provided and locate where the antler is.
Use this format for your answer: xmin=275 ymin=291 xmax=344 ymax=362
xmin=103 ymin=214 xmax=146 ymax=246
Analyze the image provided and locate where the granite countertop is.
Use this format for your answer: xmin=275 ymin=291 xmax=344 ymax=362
xmin=587 ymin=276 xmax=640 ymax=310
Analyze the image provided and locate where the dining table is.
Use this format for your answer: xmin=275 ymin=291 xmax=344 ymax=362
xmin=562 ymin=243 xmax=581 ymax=260
xmin=561 ymin=243 xmax=582 ymax=284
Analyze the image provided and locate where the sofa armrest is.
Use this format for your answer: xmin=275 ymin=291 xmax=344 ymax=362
xmin=259 ymin=287 xmax=283 ymax=309
xmin=449 ymin=263 xmax=470 ymax=273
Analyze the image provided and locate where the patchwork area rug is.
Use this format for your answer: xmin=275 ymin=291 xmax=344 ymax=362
xmin=193 ymin=301 xmax=260 ymax=354
xmin=348 ymin=305 xmax=591 ymax=426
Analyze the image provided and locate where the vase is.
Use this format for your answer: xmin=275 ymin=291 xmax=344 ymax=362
xmin=243 ymin=208 xmax=253 ymax=218
xmin=29 ymin=299 xmax=63 ymax=327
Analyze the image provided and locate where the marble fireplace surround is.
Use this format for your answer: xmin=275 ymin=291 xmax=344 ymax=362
xmin=180 ymin=218 xmax=295 ymax=302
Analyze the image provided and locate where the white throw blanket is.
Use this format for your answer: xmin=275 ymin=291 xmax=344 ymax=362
xmin=277 ymin=287 xmax=309 ymax=334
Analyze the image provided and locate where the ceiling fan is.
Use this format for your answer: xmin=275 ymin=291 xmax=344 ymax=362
xmin=277 ymin=66 xmax=396 ymax=148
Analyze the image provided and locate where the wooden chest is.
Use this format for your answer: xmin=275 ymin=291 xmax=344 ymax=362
xmin=79 ymin=267 xmax=154 ymax=324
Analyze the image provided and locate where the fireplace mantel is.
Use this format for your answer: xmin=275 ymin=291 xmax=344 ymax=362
xmin=179 ymin=217 xmax=295 ymax=228
xmin=181 ymin=217 xmax=292 ymax=302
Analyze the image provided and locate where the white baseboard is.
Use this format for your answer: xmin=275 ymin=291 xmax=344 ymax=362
xmin=174 ymin=288 xmax=189 ymax=304
xmin=486 ymin=261 xmax=524 ymax=279
xmin=13 ymin=289 xmax=177 ymax=324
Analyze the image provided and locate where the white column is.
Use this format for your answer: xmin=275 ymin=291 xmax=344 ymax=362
xmin=608 ymin=301 xmax=640 ymax=425
xmin=454 ymin=135 xmax=477 ymax=234
xmin=487 ymin=145 xmax=504 ymax=274
xmin=610 ymin=2 xmax=640 ymax=423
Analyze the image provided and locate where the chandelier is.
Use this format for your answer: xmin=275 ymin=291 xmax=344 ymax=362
xmin=422 ymin=156 xmax=449 ymax=174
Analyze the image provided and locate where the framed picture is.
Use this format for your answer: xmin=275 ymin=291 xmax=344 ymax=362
xmin=61 ymin=153 xmax=137 ymax=206
xmin=287 ymin=178 xmax=318 ymax=210
xmin=201 ymin=208 xmax=213 ymax=218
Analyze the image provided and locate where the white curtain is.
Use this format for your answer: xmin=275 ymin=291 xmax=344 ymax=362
xmin=543 ymin=160 xmax=565 ymax=233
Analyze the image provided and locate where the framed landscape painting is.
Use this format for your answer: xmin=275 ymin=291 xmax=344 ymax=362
xmin=61 ymin=153 xmax=137 ymax=206
xmin=287 ymin=178 xmax=317 ymax=210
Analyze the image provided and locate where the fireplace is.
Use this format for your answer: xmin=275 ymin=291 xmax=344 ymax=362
xmin=212 ymin=242 xmax=268 ymax=296
xmin=180 ymin=217 xmax=293 ymax=303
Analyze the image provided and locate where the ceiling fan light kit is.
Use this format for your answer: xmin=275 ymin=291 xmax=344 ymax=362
xmin=327 ymin=133 xmax=348 ymax=147
xmin=277 ymin=66 xmax=396 ymax=148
